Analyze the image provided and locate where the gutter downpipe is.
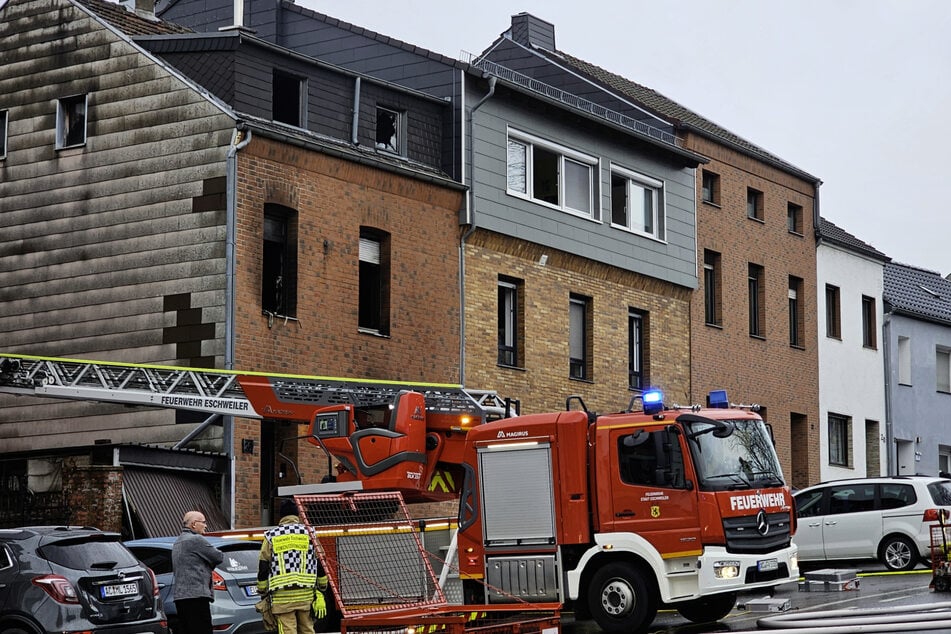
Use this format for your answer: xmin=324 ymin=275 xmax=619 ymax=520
xmin=351 ymin=77 xmax=361 ymax=145
xmin=224 ymin=125 xmax=252 ymax=527
xmin=459 ymin=74 xmax=496 ymax=385
xmin=883 ymin=311 xmax=895 ymax=475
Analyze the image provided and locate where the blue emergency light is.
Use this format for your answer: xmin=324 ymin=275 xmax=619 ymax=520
xmin=708 ymin=390 xmax=729 ymax=408
xmin=642 ymin=388 xmax=664 ymax=415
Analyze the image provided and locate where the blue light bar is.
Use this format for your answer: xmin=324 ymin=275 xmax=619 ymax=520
xmin=642 ymin=388 xmax=664 ymax=414
xmin=708 ymin=390 xmax=728 ymax=408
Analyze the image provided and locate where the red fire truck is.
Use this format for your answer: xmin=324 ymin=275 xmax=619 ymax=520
xmin=0 ymin=354 xmax=798 ymax=633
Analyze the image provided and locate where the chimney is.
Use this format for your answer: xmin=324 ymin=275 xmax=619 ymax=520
xmin=120 ymin=0 xmax=157 ymax=20
xmin=510 ymin=13 xmax=556 ymax=52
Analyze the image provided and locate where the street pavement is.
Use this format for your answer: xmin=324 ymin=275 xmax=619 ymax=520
xmin=563 ymin=563 xmax=949 ymax=633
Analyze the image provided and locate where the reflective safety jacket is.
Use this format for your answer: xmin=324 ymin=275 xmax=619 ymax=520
xmin=257 ymin=515 xmax=327 ymax=605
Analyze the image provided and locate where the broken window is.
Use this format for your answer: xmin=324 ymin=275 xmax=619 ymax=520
xmin=272 ymin=70 xmax=304 ymax=128
xmin=375 ymin=106 xmax=401 ymax=153
xmin=262 ymin=205 xmax=298 ymax=317
xmin=57 ymin=94 xmax=87 ymax=148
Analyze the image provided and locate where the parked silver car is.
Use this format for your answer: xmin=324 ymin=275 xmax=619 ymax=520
xmin=125 ymin=536 xmax=265 ymax=634
xmin=793 ymin=475 xmax=951 ymax=571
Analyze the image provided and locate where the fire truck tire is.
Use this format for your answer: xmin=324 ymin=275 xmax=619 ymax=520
xmin=880 ymin=535 xmax=918 ymax=571
xmin=587 ymin=561 xmax=657 ymax=634
xmin=674 ymin=591 xmax=737 ymax=623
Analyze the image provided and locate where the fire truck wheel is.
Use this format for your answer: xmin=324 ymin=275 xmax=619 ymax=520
xmin=587 ymin=561 xmax=657 ymax=634
xmin=880 ymin=535 xmax=918 ymax=571
xmin=674 ymin=591 xmax=737 ymax=623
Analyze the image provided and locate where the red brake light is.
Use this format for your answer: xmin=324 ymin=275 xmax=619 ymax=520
xmin=32 ymin=574 xmax=79 ymax=603
xmin=146 ymin=566 xmax=160 ymax=597
xmin=212 ymin=569 xmax=226 ymax=592
xmin=924 ymin=508 xmax=950 ymax=522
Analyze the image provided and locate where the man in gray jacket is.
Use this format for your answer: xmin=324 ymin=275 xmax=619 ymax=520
xmin=172 ymin=510 xmax=224 ymax=634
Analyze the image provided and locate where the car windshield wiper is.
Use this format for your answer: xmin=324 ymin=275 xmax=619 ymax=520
xmin=704 ymin=473 xmax=752 ymax=490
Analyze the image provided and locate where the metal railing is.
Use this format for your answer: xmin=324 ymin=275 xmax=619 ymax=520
xmin=464 ymin=53 xmax=682 ymax=148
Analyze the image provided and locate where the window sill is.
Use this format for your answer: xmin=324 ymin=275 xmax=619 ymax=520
xmin=497 ymin=364 xmax=526 ymax=372
xmin=790 ymin=344 xmax=805 ymax=351
xmin=705 ymin=322 xmax=723 ymax=330
xmin=750 ymin=334 xmax=766 ymax=341
xmin=788 ymin=230 xmax=804 ymax=237
xmin=569 ymin=376 xmax=594 ymax=384
xmin=358 ymin=327 xmax=390 ymax=339
xmin=701 ymin=200 xmax=721 ymax=209
xmin=748 ymin=216 xmax=765 ymax=224
xmin=827 ymin=334 xmax=842 ymax=341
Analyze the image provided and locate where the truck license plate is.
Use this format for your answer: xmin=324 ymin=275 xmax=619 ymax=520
xmin=757 ymin=558 xmax=778 ymax=572
xmin=101 ymin=582 xmax=138 ymax=598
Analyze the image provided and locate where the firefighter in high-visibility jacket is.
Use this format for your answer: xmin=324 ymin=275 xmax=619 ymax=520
xmin=257 ymin=501 xmax=328 ymax=634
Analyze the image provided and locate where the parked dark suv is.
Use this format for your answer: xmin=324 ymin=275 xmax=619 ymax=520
xmin=0 ymin=526 xmax=168 ymax=634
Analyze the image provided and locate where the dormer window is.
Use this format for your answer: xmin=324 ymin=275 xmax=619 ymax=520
xmin=375 ymin=106 xmax=402 ymax=153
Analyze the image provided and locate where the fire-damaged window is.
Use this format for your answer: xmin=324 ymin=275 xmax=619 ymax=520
xmin=262 ymin=205 xmax=298 ymax=317
xmin=359 ymin=228 xmax=390 ymax=335
xmin=272 ymin=70 xmax=305 ymax=128
xmin=618 ymin=429 xmax=686 ymax=489
xmin=375 ymin=106 xmax=402 ymax=153
xmin=56 ymin=94 xmax=87 ymax=148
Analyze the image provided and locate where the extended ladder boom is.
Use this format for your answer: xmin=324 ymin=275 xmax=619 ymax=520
xmin=0 ymin=353 xmax=486 ymax=422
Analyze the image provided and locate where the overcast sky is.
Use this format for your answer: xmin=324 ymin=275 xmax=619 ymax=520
xmin=302 ymin=0 xmax=951 ymax=275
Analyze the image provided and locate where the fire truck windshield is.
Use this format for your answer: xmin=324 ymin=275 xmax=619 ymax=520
xmin=684 ymin=418 xmax=785 ymax=491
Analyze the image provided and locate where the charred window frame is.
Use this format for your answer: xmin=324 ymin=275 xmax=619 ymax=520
xmin=569 ymin=294 xmax=592 ymax=381
xmin=375 ymin=106 xmax=403 ymax=154
xmin=262 ymin=205 xmax=298 ymax=317
xmin=359 ymin=228 xmax=391 ymax=335
xmin=56 ymin=94 xmax=87 ymax=149
xmin=272 ymin=70 xmax=305 ymax=128
xmin=498 ymin=277 xmax=523 ymax=367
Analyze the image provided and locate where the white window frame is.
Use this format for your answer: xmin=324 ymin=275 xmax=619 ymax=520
xmin=506 ymin=128 xmax=597 ymax=219
xmin=375 ymin=105 xmax=403 ymax=155
xmin=56 ymin=94 xmax=87 ymax=149
xmin=898 ymin=336 xmax=911 ymax=385
xmin=937 ymin=346 xmax=951 ymax=393
xmin=610 ymin=163 xmax=665 ymax=241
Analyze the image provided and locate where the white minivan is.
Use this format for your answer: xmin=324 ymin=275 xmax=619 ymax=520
xmin=793 ymin=475 xmax=951 ymax=571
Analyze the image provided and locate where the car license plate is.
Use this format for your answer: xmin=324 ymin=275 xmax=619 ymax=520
xmin=757 ymin=558 xmax=778 ymax=572
xmin=101 ymin=582 xmax=138 ymax=598
xmin=245 ymin=586 xmax=258 ymax=597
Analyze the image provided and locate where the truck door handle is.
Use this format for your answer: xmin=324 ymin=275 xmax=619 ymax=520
xmin=808 ymin=522 xmax=821 ymax=527
xmin=824 ymin=521 xmax=837 ymax=526
xmin=615 ymin=511 xmax=636 ymax=518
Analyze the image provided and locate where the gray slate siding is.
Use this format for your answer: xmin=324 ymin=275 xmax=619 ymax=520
xmin=469 ymin=84 xmax=697 ymax=289
xmin=0 ymin=0 xmax=235 ymax=451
